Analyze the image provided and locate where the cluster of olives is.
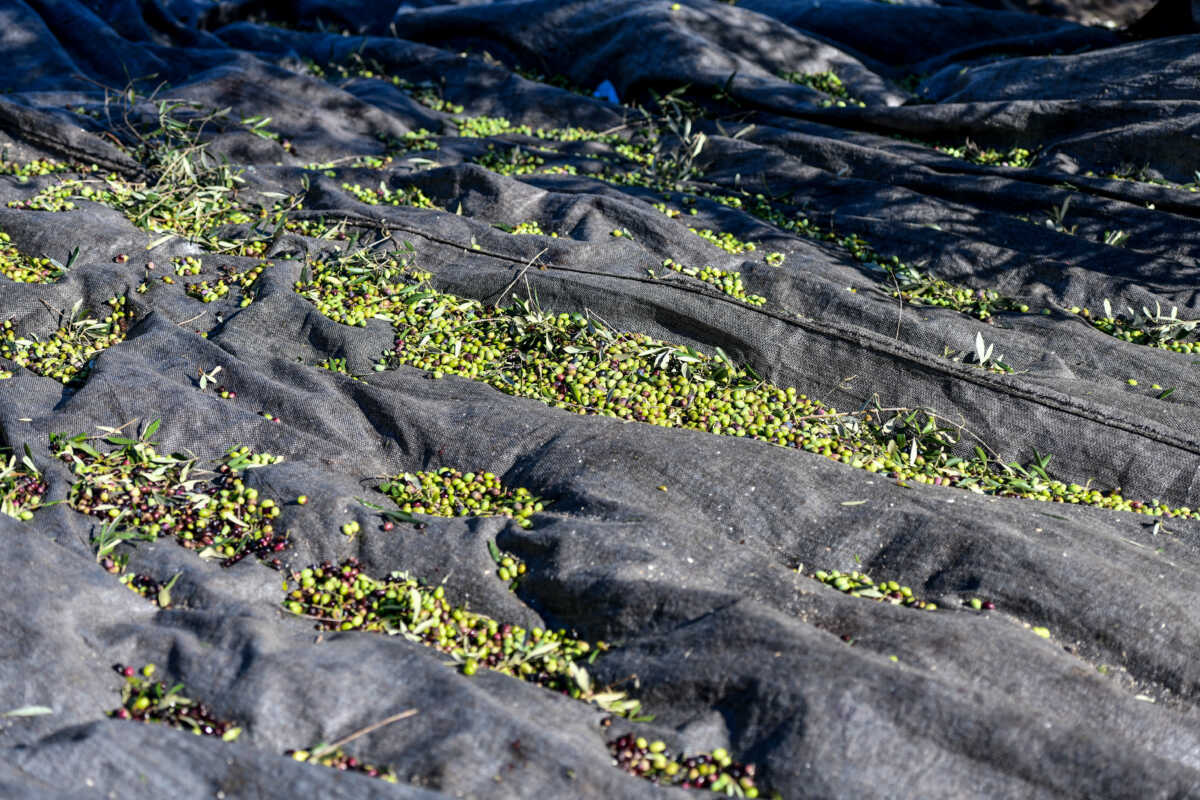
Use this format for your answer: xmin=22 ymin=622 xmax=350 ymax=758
xmin=608 ymin=733 xmax=768 ymax=797
xmin=781 ymin=70 xmax=864 ymax=107
xmin=341 ymin=182 xmax=438 ymax=209
xmin=284 ymin=559 xmax=606 ymax=698
xmin=6 ymin=179 xmax=80 ymax=211
xmin=378 ymin=468 xmax=545 ymax=528
xmin=891 ymin=271 xmax=1029 ymax=321
xmin=1082 ymin=306 xmax=1200 ymax=354
xmin=294 ymin=253 xmax=432 ymax=327
xmin=500 ymin=220 xmax=552 ymax=236
xmin=15 ymin=171 xmax=253 ymax=243
xmin=0 ymin=157 xmax=77 ymax=180
xmin=0 ymin=453 xmax=47 ymax=520
xmin=185 ymin=261 xmax=271 ymax=306
xmin=304 ymin=60 xmax=463 ymax=113
xmin=478 ymin=144 xmax=549 ymax=176
xmin=688 ymin=226 xmax=756 ymax=255
xmin=936 ymin=141 xmax=1034 ymax=168
xmin=660 ymin=258 xmax=765 ymax=305
xmin=812 ymin=569 xmax=936 ymax=610
xmin=53 ymin=433 xmax=290 ymax=567
xmin=173 ymin=255 xmax=203 ymax=276
xmin=109 ymin=664 xmax=241 ymax=741
xmin=490 ymin=544 xmax=527 ymax=589
xmin=665 ymin=185 xmax=1034 ymax=327
xmin=0 ymin=230 xmax=64 ymax=283
xmin=1 ymin=296 xmax=131 ymax=387
xmin=287 ymin=746 xmax=398 ymax=782
xmin=118 ymin=571 xmax=176 ymax=608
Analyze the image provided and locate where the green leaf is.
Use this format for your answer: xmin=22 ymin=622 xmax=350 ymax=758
xmin=566 ymin=661 xmax=592 ymax=694
xmin=74 ymin=441 xmax=103 ymax=459
xmin=21 ymin=444 xmax=37 ymax=476
xmin=522 ymin=640 xmax=560 ymax=660
xmin=157 ymin=573 xmax=181 ymax=608
xmin=1 ymin=705 xmax=52 ymax=717
xmin=356 ymin=497 xmax=416 ymax=524
xmin=144 ymin=418 xmax=161 ymax=440
xmin=487 ymin=539 xmax=502 ymax=564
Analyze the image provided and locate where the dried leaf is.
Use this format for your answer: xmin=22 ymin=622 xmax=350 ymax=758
xmin=1 ymin=705 xmax=52 ymax=717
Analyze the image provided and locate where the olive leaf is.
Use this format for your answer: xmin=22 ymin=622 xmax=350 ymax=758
xmin=973 ymin=331 xmax=993 ymax=366
xmin=21 ymin=444 xmax=38 ymax=476
xmin=566 ymin=661 xmax=592 ymax=694
xmin=356 ymin=497 xmax=416 ymax=524
xmin=197 ymin=366 xmax=222 ymax=391
xmin=1 ymin=705 xmax=52 ymax=717
xmin=157 ymin=572 xmax=181 ymax=608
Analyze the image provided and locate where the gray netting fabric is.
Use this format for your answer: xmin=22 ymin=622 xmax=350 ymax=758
xmin=3 ymin=0 xmax=1200 ymax=797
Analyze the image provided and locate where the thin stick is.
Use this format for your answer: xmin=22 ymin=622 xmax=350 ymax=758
xmin=495 ymin=247 xmax=548 ymax=305
xmin=888 ymin=269 xmax=903 ymax=340
xmin=175 ymin=311 xmax=207 ymax=327
xmin=596 ymin=118 xmax=652 ymax=137
xmin=314 ymin=709 xmax=419 ymax=757
xmin=36 ymin=297 xmax=66 ymax=324
xmin=583 ymin=306 xmax=618 ymax=334
xmin=97 ymin=418 xmax=140 ymax=436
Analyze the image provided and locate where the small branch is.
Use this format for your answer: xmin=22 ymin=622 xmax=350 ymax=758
xmin=888 ymin=269 xmax=903 ymax=340
xmin=313 ymin=709 xmax=420 ymax=758
xmin=495 ymin=247 xmax=548 ymax=306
